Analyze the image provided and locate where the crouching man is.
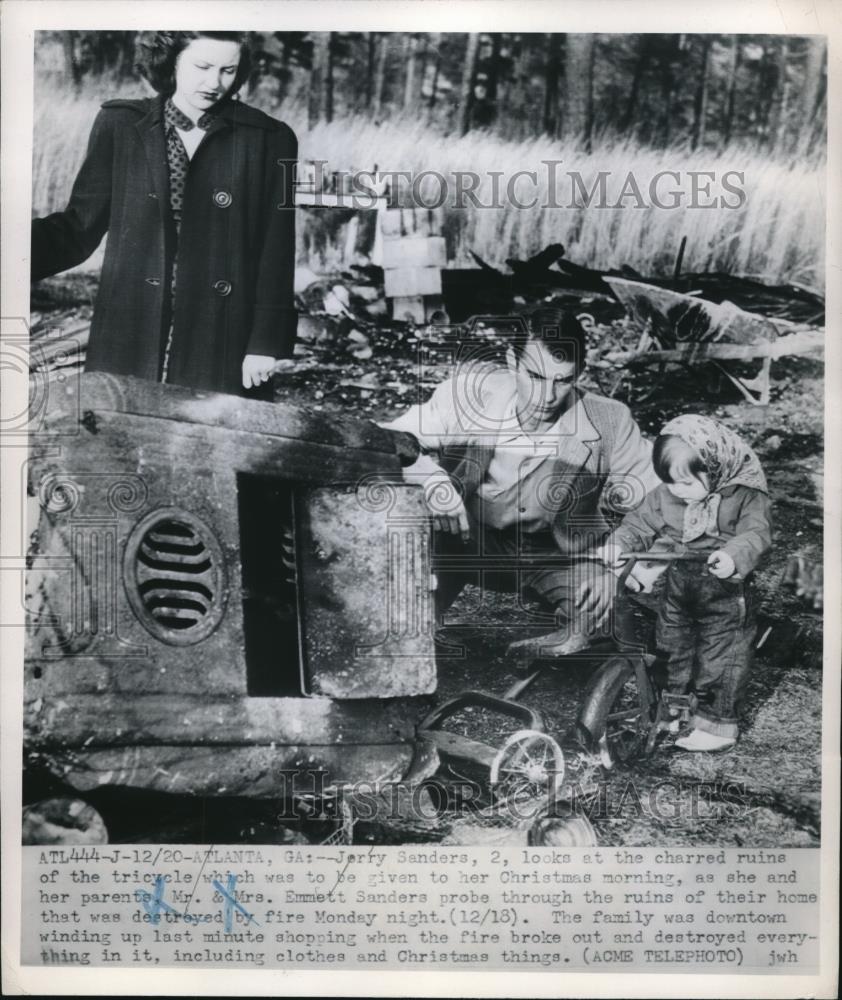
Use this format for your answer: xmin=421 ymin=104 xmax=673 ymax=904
xmin=383 ymin=307 xmax=659 ymax=648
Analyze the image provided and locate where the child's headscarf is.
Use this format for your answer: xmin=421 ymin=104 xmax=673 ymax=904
xmin=660 ymin=414 xmax=768 ymax=542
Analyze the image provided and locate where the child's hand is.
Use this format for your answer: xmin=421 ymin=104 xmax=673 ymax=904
xmin=598 ymin=542 xmax=625 ymax=569
xmin=707 ymin=550 xmax=736 ymax=579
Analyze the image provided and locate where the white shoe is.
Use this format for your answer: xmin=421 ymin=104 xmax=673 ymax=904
xmin=674 ymin=729 xmax=736 ymax=753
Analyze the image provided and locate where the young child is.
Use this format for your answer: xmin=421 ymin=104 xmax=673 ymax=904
xmin=601 ymin=414 xmax=772 ymax=752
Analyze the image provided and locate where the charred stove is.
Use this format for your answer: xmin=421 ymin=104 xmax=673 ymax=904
xmin=24 ymin=373 xmax=436 ymax=801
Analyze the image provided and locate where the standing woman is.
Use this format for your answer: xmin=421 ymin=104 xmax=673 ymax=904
xmin=31 ymin=31 xmax=297 ymax=397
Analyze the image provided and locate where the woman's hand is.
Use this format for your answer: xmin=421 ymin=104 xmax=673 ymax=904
xmin=707 ymin=550 xmax=736 ymax=579
xmin=242 ymin=354 xmax=277 ymax=389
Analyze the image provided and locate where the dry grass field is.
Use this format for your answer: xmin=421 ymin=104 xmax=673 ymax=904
xmin=32 ymin=73 xmax=826 ymax=287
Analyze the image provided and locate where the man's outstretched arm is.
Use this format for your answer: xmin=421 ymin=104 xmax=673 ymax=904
xmin=578 ymin=404 xmax=659 ymax=629
xmin=380 ymin=376 xmax=472 ymax=540
xmin=601 ymin=405 xmax=660 ymax=515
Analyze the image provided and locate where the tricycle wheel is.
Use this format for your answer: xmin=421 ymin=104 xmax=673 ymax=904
xmin=489 ymin=730 xmax=565 ymax=803
xmin=577 ymin=656 xmax=656 ymax=769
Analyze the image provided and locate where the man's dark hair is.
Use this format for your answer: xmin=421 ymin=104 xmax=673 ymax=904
xmin=134 ymin=31 xmax=252 ymax=97
xmin=511 ymin=306 xmax=588 ymax=369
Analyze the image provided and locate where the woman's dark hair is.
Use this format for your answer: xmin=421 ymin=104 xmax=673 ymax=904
xmin=134 ymin=31 xmax=252 ymax=97
xmin=511 ymin=306 xmax=588 ymax=370
xmin=653 ymin=434 xmax=707 ymax=484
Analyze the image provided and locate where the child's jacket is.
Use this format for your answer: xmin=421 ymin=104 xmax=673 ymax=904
xmin=610 ymin=482 xmax=772 ymax=578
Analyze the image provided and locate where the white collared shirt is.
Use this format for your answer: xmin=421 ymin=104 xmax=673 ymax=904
xmin=474 ymin=397 xmax=585 ymax=530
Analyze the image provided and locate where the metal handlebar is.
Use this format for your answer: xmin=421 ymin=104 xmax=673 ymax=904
xmin=615 ymin=551 xmax=709 ymax=586
xmin=430 ymin=550 xmax=710 ymax=575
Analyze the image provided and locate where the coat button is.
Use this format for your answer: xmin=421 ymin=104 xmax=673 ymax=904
xmin=213 ymin=190 xmax=232 ymax=208
xmin=213 ymin=279 xmax=232 ymax=296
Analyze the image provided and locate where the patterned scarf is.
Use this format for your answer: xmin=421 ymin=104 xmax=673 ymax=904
xmin=163 ymin=99 xmax=215 ymax=228
xmin=161 ymin=100 xmax=217 ymax=382
xmin=660 ymin=414 xmax=768 ymax=542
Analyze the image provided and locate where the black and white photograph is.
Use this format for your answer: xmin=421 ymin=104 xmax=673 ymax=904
xmin=1 ymin=0 xmax=839 ymax=993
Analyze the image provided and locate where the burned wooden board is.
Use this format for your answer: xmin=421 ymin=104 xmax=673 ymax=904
xmin=297 ymin=487 xmax=437 ymax=699
xmin=601 ymin=277 xmax=816 ymax=404
xmin=603 ymin=328 xmax=824 ymax=365
xmin=42 ymin=371 xmax=401 ymax=455
xmin=24 ymin=695 xmax=421 ymax=748
xmin=37 ymin=744 xmax=417 ymax=798
xmin=606 ymin=277 xmax=778 ymax=346
xmin=382 ymin=236 xmax=447 ymax=270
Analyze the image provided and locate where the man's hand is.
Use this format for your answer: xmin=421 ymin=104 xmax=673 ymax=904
xmin=575 ymin=569 xmax=616 ymax=631
xmin=423 ymin=469 xmax=470 ymax=542
xmin=388 ymin=452 xmax=470 ymax=541
xmin=707 ymin=550 xmax=736 ymax=579
xmin=597 ymin=542 xmax=643 ymax=593
xmin=242 ymin=354 xmax=277 ymax=388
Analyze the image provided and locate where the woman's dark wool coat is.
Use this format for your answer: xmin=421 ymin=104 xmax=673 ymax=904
xmin=31 ymin=94 xmax=298 ymax=396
